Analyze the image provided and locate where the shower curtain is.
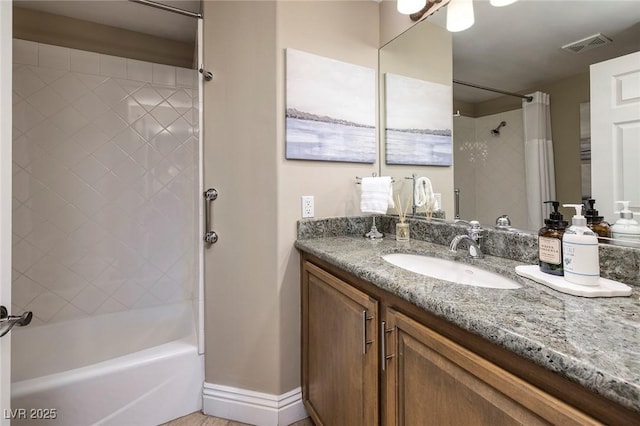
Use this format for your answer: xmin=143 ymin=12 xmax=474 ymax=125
xmin=523 ymin=92 xmax=556 ymax=230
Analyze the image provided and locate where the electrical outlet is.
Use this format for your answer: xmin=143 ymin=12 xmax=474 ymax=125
xmin=434 ymin=193 xmax=442 ymax=210
xmin=301 ymin=196 xmax=314 ymax=218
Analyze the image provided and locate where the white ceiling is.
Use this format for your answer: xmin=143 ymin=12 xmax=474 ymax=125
xmin=14 ymin=0 xmax=200 ymax=43
xmin=427 ymin=0 xmax=640 ymax=103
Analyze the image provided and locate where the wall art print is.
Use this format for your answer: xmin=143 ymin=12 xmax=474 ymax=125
xmin=285 ymin=49 xmax=376 ymax=163
xmin=385 ymin=73 xmax=452 ymax=166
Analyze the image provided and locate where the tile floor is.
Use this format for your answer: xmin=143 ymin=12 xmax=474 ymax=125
xmin=162 ymin=411 xmax=314 ymax=426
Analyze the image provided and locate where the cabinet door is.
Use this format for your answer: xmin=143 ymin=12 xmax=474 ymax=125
xmin=383 ymin=308 xmax=600 ymax=426
xmin=302 ymin=262 xmax=379 ymax=426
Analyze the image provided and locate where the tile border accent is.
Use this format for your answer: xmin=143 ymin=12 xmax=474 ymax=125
xmin=203 ymin=383 xmax=308 ymax=426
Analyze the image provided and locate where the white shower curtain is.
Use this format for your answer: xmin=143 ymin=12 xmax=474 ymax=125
xmin=523 ymin=92 xmax=556 ymax=230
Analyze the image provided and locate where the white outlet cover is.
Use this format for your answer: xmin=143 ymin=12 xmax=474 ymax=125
xmin=302 ymin=196 xmax=314 ymax=218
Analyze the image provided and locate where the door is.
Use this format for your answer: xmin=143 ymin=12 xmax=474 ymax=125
xmin=591 ymin=51 xmax=640 ymax=223
xmin=383 ymin=308 xmax=599 ymax=426
xmin=301 ymin=262 xmax=379 ymax=426
xmin=1 ymin=2 xmax=13 ymax=422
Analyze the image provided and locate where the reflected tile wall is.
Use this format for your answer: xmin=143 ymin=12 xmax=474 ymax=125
xmin=453 ymin=110 xmax=527 ymax=228
xmin=11 ymin=39 xmax=199 ymax=325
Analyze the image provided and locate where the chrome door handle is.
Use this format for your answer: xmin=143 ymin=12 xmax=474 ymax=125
xmin=203 ymin=188 xmax=219 ymax=245
xmin=380 ymin=321 xmax=394 ymax=371
xmin=0 ymin=306 xmax=32 ymax=338
xmin=362 ymin=311 xmax=374 ymax=354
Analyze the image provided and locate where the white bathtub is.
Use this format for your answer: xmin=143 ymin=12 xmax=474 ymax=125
xmin=11 ymin=303 xmax=204 ymax=426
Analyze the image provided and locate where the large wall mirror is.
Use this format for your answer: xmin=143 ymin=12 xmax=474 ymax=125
xmin=379 ymin=0 xmax=640 ymax=237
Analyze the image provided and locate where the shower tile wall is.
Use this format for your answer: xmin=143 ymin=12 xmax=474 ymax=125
xmin=11 ymin=39 xmax=199 ymax=325
xmin=453 ymin=109 xmax=528 ymax=228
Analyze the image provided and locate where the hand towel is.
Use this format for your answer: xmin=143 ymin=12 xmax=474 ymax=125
xmin=414 ymin=177 xmax=435 ymax=210
xmin=360 ymin=176 xmax=394 ymax=214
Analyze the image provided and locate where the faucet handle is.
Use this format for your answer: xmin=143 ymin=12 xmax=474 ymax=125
xmin=495 ymin=215 xmax=511 ymax=229
xmin=467 ymin=221 xmax=487 ymax=241
xmin=468 ymin=220 xmax=483 ymax=233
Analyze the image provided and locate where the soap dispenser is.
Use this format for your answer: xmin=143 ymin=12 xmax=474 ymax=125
xmin=611 ymin=201 xmax=640 ymax=247
xmin=562 ymin=204 xmax=600 ymax=286
xmin=538 ymin=201 xmax=568 ymax=276
xmin=584 ymin=199 xmax=611 ymax=241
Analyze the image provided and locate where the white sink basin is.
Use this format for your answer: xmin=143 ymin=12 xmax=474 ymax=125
xmin=382 ymin=253 xmax=522 ymax=290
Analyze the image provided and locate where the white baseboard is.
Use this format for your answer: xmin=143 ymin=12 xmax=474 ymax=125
xmin=203 ymin=383 xmax=308 ymax=426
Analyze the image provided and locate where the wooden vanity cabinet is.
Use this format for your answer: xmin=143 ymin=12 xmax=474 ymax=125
xmin=300 ymin=254 xmax=638 ymax=426
xmin=383 ymin=308 xmax=599 ymax=426
xmin=301 ymin=261 xmax=379 ymax=426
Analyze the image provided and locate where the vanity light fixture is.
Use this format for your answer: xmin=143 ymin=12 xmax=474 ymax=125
xmin=446 ymin=0 xmax=474 ymax=32
xmin=398 ymin=0 xmax=427 ymax=15
xmin=490 ymin=0 xmax=518 ymax=6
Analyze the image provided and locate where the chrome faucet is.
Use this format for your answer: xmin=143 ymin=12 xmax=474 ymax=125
xmin=450 ymin=220 xmax=486 ymax=259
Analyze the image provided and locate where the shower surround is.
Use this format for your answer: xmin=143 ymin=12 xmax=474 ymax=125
xmin=10 ymin=38 xmax=203 ymax=424
xmin=11 ymin=39 xmax=199 ymax=325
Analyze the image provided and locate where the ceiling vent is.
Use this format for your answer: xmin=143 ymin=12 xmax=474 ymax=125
xmin=562 ymin=33 xmax=612 ymax=54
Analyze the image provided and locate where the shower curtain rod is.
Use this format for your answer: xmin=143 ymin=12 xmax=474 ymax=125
xmin=453 ymin=79 xmax=533 ymax=103
xmin=128 ymin=0 xmax=202 ymax=19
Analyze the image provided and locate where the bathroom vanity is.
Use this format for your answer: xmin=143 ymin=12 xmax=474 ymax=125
xmin=297 ymin=217 xmax=640 ymax=425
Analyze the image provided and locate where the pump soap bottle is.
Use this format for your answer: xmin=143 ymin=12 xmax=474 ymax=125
xmin=611 ymin=201 xmax=640 ymax=247
xmin=562 ymin=204 xmax=600 ymax=286
xmin=538 ymin=201 xmax=568 ymax=276
xmin=584 ymin=199 xmax=611 ymax=241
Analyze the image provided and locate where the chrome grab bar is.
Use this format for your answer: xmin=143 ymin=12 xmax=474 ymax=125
xmin=0 ymin=306 xmax=32 ymax=338
xmin=203 ymin=188 xmax=219 ymax=245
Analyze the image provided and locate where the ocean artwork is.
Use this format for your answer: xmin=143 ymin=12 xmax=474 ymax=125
xmin=385 ymin=73 xmax=452 ymax=166
xmin=285 ymin=49 xmax=376 ymax=163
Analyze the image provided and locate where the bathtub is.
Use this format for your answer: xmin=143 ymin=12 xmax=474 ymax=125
xmin=11 ymin=302 xmax=203 ymax=426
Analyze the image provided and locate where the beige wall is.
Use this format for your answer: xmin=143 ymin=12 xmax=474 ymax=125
xmin=203 ymin=1 xmax=279 ymax=393
xmin=379 ymin=20 xmax=454 ymax=216
xmin=203 ymin=0 xmax=380 ymax=395
xmin=379 ymin=0 xmax=417 ymax=47
xmin=540 ymin=72 xmax=589 ymax=217
xmin=276 ymin=0 xmax=381 ymax=393
xmin=13 ymin=6 xmax=194 ymax=68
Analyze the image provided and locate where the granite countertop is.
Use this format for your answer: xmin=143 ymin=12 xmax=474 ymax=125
xmin=295 ymin=235 xmax=640 ymax=414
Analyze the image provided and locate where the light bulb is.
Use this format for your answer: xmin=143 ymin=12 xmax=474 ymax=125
xmin=446 ymin=0 xmax=474 ymax=32
xmin=397 ymin=0 xmax=427 ymax=15
xmin=490 ymin=0 xmax=518 ymax=6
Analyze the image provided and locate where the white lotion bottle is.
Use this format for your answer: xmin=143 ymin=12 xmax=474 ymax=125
xmin=611 ymin=201 xmax=640 ymax=247
xmin=562 ymin=204 xmax=600 ymax=286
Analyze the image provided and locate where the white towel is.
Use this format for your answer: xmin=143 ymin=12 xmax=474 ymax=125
xmin=414 ymin=177 xmax=436 ymax=210
xmin=360 ymin=176 xmax=394 ymax=214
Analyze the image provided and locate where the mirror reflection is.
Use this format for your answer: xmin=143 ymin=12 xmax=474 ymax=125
xmin=379 ymin=0 xmax=640 ymax=243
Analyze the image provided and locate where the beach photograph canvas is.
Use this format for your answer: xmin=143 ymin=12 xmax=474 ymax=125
xmin=285 ymin=49 xmax=376 ymax=163
xmin=385 ymin=73 xmax=452 ymax=166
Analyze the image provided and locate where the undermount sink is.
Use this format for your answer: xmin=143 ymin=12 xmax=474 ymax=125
xmin=382 ymin=253 xmax=522 ymax=290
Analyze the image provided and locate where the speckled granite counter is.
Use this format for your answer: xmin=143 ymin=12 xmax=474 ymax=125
xmin=295 ymin=233 xmax=640 ymax=415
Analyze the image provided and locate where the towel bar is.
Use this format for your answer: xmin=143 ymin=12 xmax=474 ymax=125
xmin=355 ymin=174 xmax=395 ymax=184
